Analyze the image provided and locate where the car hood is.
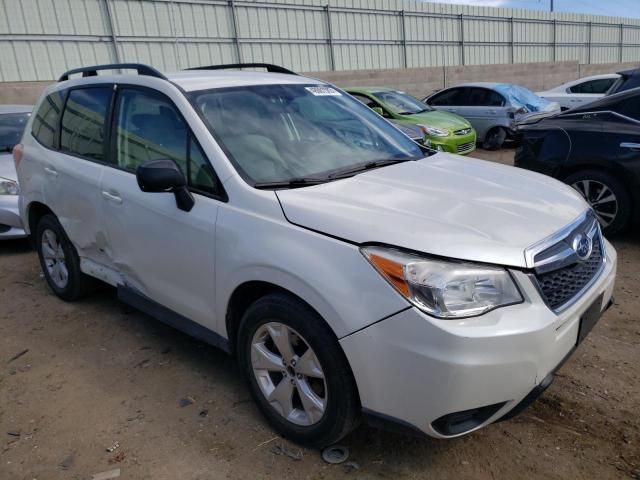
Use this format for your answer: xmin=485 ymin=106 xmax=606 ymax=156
xmin=0 ymin=153 xmax=17 ymax=182
xmin=400 ymin=110 xmax=471 ymax=131
xmin=276 ymin=153 xmax=588 ymax=268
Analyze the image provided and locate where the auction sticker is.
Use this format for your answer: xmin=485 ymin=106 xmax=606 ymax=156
xmin=305 ymin=86 xmax=342 ymax=96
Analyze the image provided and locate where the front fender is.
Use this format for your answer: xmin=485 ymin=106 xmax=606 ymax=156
xmin=214 ymin=205 xmax=409 ymax=340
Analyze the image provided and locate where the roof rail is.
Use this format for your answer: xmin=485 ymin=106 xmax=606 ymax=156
xmin=185 ymin=63 xmax=297 ymax=75
xmin=58 ymin=63 xmax=168 ymax=82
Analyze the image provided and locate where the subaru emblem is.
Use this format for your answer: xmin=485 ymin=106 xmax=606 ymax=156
xmin=572 ymin=233 xmax=593 ymax=261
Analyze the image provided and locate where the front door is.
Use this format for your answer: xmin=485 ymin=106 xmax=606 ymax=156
xmin=100 ymin=86 xmax=223 ymax=328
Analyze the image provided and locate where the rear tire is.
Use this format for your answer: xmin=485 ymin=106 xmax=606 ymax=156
xmin=482 ymin=127 xmax=507 ymax=150
xmin=35 ymin=214 xmax=95 ymax=301
xmin=565 ymin=170 xmax=631 ymax=236
xmin=237 ymin=292 xmax=360 ymax=448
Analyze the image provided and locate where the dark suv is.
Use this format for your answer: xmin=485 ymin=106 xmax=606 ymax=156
xmin=515 ymin=87 xmax=640 ymax=235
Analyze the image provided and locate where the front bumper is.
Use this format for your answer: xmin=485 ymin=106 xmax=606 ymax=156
xmin=0 ymin=195 xmax=27 ymax=239
xmin=427 ymin=131 xmax=477 ymax=155
xmin=340 ymin=239 xmax=617 ymax=438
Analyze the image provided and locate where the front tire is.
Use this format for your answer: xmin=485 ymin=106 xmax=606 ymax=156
xmin=237 ymin=292 xmax=360 ymax=448
xmin=35 ymin=214 xmax=94 ymax=301
xmin=565 ymin=170 xmax=631 ymax=236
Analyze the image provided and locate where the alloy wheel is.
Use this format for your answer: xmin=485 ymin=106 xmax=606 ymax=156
xmin=41 ymin=228 xmax=69 ymax=288
xmin=251 ymin=322 xmax=327 ymax=426
xmin=571 ymin=179 xmax=618 ymax=228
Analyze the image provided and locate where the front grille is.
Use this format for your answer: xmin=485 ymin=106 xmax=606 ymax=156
xmin=457 ymin=141 xmax=475 ymax=153
xmin=532 ymin=219 xmax=604 ymax=311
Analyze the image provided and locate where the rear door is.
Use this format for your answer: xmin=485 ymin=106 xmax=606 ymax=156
xmin=100 ymin=85 xmax=223 ymax=328
xmin=44 ymin=85 xmax=113 ymax=267
xmin=458 ymin=87 xmax=506 ymax=139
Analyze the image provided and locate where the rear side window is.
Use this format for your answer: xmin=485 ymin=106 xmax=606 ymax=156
xmin=114 ymin=88 xmax=219 ymax=195
xmin=429 ymin=88 xmax=466 ymax=106
xmin=60 ymin=87 xmax=112 ymax=161
xmin=569 ymin=78 xmax=616 ymax=94
xmin=467 ymin=88 xmax=505 ymax=107
xmin=32 ymin=91 xmax=64 ymax=149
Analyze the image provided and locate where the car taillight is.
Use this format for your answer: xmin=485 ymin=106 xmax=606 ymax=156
xmin=13 ymin=144 xmax=23 ymax=167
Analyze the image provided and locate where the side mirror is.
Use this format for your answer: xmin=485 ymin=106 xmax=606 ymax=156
xmin=136 ymin=159 xmax=195 ymax=212
xmin=371 ymin=106 xmax=385 ymax=116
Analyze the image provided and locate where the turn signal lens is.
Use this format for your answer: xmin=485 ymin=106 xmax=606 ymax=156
xmin=366 ymin=253 xmax=409 ymax=297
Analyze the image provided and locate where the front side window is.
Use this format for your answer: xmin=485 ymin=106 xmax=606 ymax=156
xmin=191 ymin=84 xmax=424 ymax=185
xmin=372 ymin=91 xmax=431 ymax=115
xmin=114 ymin=88 xmax=219 ymax=195
xmin=60 ymin=87 xmax=112 ymax=161
xmin=0 ymin=112 xmax=30 ymax=152
xmin=32 ymin=91 xmax=64 ymax=149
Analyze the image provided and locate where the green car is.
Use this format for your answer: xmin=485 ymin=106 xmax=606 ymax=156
xmin=346 ymin=87 xmax=477 ymax=155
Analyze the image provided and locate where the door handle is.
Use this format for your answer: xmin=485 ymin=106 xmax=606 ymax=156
xmin=620 ymin=142 xmax=640 ymax=151
xmin=44 ymin=167 xmax=58 ymax=177
xmin=101 ymin=191 xmax=123 ymax=204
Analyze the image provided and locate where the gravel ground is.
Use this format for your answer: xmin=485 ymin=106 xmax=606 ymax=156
xmin=1 ymin=149 xmax=638 ymax=480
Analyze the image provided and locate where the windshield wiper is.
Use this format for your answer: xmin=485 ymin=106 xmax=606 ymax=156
xmin=253 ymin=177 xmax=329 ymax=189
xmin=328 ymin=158 xmax=412 ymax=179
xmin=399 ymin=108 xmax=429 ymax=115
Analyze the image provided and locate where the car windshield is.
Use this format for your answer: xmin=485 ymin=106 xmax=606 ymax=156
xmin=494 ymin=84 xmax=551 ymax=112
xmin=372 ymin=90 xmax=432 ymax=115
xmin=0 ymin=112 xmax=30 ymax=152
xmin=191 ymin=84 xmax=424 ymax=185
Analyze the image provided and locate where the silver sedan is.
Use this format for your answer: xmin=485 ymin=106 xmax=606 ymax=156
xmin=0 ymin=105 xmax=32 ymax=239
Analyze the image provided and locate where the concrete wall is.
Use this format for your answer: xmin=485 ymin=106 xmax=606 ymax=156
xmin=311 ymin=60 xmax=603 ymax=99
xmin=0 ymin=60 xmax=635 ymax=106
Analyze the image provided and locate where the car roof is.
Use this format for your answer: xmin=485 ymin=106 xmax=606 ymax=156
xmin=0 ymin=105 xmax=32 ymax=114
xmin=166 ymin=70 xmax=326 ymax=92
xmin=53 ymin=70 xmax=326 ymax=94
xmin=449 ymin=82 xmax=500 ymax=89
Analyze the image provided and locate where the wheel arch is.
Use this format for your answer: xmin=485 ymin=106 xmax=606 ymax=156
xmin=557 ymin=163 xmax=638 ymax=225
xmin=26 ymin=201 xmax=55 ymax=237
xmin=224 ymin=279 xmax=343 ymax=358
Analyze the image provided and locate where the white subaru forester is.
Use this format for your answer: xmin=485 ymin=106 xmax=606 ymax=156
xmin=15 ymin=63 xmax=616 ymax=448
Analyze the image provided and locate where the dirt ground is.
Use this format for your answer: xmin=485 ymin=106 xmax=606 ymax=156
xmin=1 ymin=149 xmax=639 ymax=480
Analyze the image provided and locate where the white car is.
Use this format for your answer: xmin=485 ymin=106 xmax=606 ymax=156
xmin=15 ymin=63 xmax=617 ymax=447
xmin=0 ymin=105 xmax=31 ymax=239
xmin=536 ymin=74 xmax=619 ymax=111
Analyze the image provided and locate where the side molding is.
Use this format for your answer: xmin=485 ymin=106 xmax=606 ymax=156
xmin=118 ymin=285 xmax=231 ymax=354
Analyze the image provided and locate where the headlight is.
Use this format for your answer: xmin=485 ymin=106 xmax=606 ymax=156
xmin=361 ymin=246 xmax=523 ymax=318
xmin=0 ymin=177 xmax=19 ymax=195
xmin=418 ymin=124 xmax=450 ymax=137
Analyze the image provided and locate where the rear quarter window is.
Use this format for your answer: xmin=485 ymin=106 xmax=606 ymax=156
xmin=32 ymin=91 xmax=65 ymax=149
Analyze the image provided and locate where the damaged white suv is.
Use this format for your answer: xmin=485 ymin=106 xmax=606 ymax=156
xmin=16 ymin=63 xmax=616 ymax=447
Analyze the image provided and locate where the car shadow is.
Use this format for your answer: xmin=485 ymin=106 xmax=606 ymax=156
xmin=0 ymin=238 xmax=32 ymax=255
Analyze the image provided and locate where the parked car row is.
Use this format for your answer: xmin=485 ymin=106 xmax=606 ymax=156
xmin=9 ymin=62 xmax=618 ymax=449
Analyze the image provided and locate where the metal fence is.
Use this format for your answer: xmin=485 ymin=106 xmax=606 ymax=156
xmin=1 ymin=0 xmax=640 ymax=82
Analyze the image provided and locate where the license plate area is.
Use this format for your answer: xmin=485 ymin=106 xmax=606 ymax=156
xmin=577 ymin=293 xmax=604 ymax=345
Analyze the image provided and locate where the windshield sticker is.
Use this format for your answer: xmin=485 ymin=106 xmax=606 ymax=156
xmin=305 ymin=86 xmax=342 ymax=96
